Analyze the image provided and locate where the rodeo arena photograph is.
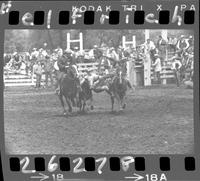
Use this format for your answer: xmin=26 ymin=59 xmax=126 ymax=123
xmin=3 ymin=29 xmax=194 ymax=154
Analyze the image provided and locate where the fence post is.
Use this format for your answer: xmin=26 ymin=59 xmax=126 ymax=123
xmin=122 ymin=35 xmax=136 ymax=86
xmin=144 ymin=53 xmax=151 ymax=86
xmin=79 ymin=32 xmax=83 ymax=51
xmin=31 ymin=73 xmax=34 ymax=86
xmin=144 ymin=29 xmax=151 ymax=86
xmin=66 ymin=33 xmax=70 ymax=50
xmin=161 ymin=30 xmax=168 ymax=85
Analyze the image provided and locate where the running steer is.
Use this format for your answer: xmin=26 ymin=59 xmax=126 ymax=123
xmin=79 ymin=78 xmax=94 ymax=112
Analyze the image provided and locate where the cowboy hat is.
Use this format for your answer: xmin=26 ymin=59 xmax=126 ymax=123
xmin=65 ymin=49 xmax=72 ymax=54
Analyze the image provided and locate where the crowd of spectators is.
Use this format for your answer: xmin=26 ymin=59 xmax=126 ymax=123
xmin=4 ymin=34 xmax=194 ymax=88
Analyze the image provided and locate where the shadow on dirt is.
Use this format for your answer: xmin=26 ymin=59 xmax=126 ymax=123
xmin=51 ymin=109 xmax=127 ymax=118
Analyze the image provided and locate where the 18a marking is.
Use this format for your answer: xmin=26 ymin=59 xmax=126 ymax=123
xmin=146 ymin=174 xmax=167 ymax=181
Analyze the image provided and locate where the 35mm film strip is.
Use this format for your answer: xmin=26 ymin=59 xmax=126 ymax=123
xmin=5 ymin=8 xmax=196 ymax=26
xmin=0 ymin=0 xmax=197 ymax=28
xmin=0 ymin=0 xmax=199 ymax=181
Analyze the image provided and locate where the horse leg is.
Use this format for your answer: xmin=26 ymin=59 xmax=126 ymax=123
xmin=79 ymin=99 xmax=83 ymax=112
xmin=65 ymin=98 xmax=72 ymax=114
xmin=59 ymin=94 xmax=67 ymax=115
xmin=88 ymin=96 xmax=94 ymax=110
xmin=106 ymin=90 xmax=115 ymax=112
xmin=111 ymin=95 xmax=114 ymax=112
xmin=116 ymin=94 xmax=122 ymax=112
xmin=121 ymin=97 xmax=126 ymax=110
xmin=82 ymin=101 xmax=86 ymax=113
xmin=122 ymin=102 xmax=126 ymax=109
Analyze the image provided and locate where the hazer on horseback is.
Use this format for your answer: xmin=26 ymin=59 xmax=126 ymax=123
xmin=56 ymin=49 xmax=82 ymax=115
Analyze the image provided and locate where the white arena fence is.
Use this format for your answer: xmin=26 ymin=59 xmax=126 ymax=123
xmin=4 ymin=62 xmax=175 ymax=87
xmin=4 ymin=63 xmax=99 ymax=87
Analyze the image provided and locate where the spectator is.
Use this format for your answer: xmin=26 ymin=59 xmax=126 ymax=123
xmin=76 ymin=50 xmax=85 ymax=63
xmin=188 ymin=35 xmax=194 ymax=47
xmin=145 ymin=39 xmax=156 ymax=61
xmin=13 ymin=53 xmax=22 ymax=70
xmin=31 ymin=48 xmax=39 ymax=60
xmin=135 ymin=46 xmax=145 ymax=66
xmin=43 ymin=55 xmax=54 ymax=87
xmin=117 ymin=46 xmax=124 ymax=60
xmin=33 ymin=60 xmax=43 ymax=89
xmin=55 ymin=46 xmax=63 ymax=57
xmin=168 ymin=36 xmax=177 ymax=53
xmin=24 ymin=52 xmax=31 ymax=75
xmin=152 ymin=54 xmax=162 ymax=84
xmin=157 ymin=35 xmax=167 ymax=48
xmin=43 ymin=42 xmax=48 ymax=52
xmin=157 ymin=35 xmax=167 ymax=57
xmin=20 ymin=60 xmax=27 ymax=75
xmin=41 ymin=48 xmax=48 ymax=58
xmin=168 ymin=53 xmax=182 ymax=87
xmin=93 ymin=45 xmax=103 ymax=61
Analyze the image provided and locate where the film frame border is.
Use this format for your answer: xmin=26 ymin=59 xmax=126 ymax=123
xmin=0 ymin=0 xmax=199 ymax=180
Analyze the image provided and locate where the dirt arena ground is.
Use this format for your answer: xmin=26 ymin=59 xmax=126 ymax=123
xmin=4 ymin=85 xmax=194 ymax=154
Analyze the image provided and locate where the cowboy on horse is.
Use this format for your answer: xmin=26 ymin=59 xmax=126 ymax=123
xmin=57 ymin=49 xmax=81 ymax=106
xmin=89 ymin=46 xmax=133 ymax=93
xmin=89 ymin=47 xmax=120 ymax=92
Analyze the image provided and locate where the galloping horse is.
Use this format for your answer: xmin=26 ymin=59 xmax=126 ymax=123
xmin=59 ymin=67 xmax=80 ymax=115
xmin=91 ymin=63 xmax=130 ymax=112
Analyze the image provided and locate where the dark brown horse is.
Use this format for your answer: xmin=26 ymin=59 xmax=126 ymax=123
xmin=92 ymin=68 xmax=130 ymax=112
xmin=59 ymin=68 xmax=79 ymax=115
